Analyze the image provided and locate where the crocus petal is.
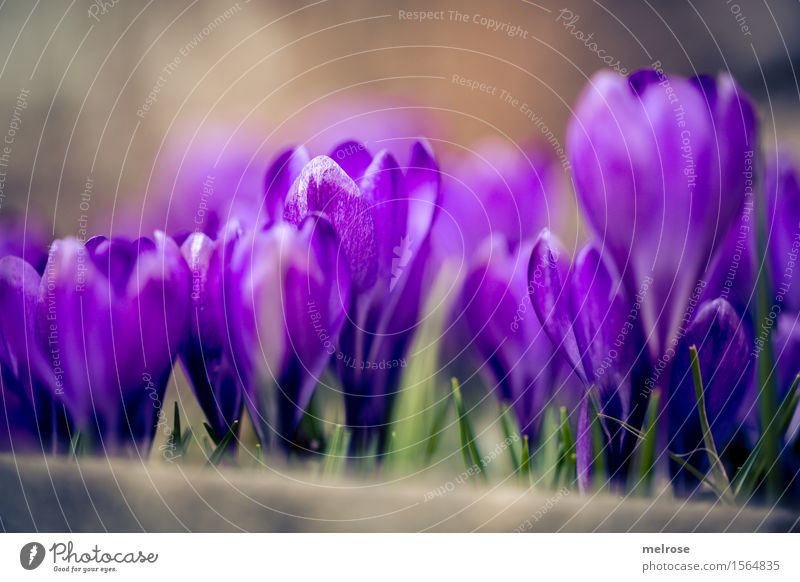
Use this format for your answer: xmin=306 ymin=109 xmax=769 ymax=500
xmin=226 ymin=218 xmax=349 ymax=446
xmin=433 ymin=139 xmax=566 ymax=262
xmin=38 ymin=234 xmax=189 ymax=452
xmin=180 ymin=232 xmax=242 ymax=438
xmin=405 ymin=140 xmax=441 ymax=246
xmin=567 ymin=70 xmax=758 ymax=360
xmin=668 ymin=298 xmax=752 ymax=481
xmin=0 ymin=256 xmax=71 ymax=452
xmin=330 ymin=141 xmax=373 ymax=181
xmin=766 ymin=150 xmax=800 ymax=312
xmin=529 ymin=229 xmax=587 ymax=383
xmin=360 ymin=149 xmax=409 ymax=289
xmin=264 ymin=146 xmax=311 ymax=222
xmin=462 ymin=237 xmax=560 ymax=438
xmin=284 ymin=155 xmax=377 ymax=291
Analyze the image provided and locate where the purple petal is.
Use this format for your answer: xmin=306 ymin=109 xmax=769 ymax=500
xmin=360 ymin=149 xmax=409 ymax=288
xmin=264 ymin=146 xmax=311 ymax=222
xmin=567 ymin=70 xmax=758 ymax=360
xmin=405 ymin=141 xmax=441 ymax=246
xmin=284 ymin=155 xmax=377 ymax=291
xmin=668 ymin=298 xmax=752 ymax=468
xmin=529 ymin=229 xmax=587 ymax=383
xmin=329 ymin=141 xmax=373 ymax=181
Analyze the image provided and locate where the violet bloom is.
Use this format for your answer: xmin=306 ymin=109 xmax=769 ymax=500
xmin=529 ymin=229 xmax=643 ymax=488
xmin=179 ymin=232 xmax=242 ymax=441
xmin=432 ymin=139 xmax=567 ymax=264
xmin=667 ymin=298 xmax=752 ymax=490
xmin=0 ymin=256 xmax=71 ymax=452
xmin=281 ymin=141 xmax=440 ymax=450
xmin=148 ymin=123 xmax=270 ymax=239
xmin=225 ymin=217 xmax=349 ymax=448
xmin=567 ymin=69 xmax=758 ymax=361
xmin=765 ymin=150 xmax=800 ymax=312
xmin=461 ymin=237 xmax=565 ymax=440
xmin=40 ymin=233 xmax=190 ymax=453
xmin=772 ymin=313 xmax=800 ymax=489
xmin=0 ymin=210 xmax=49 ymax=273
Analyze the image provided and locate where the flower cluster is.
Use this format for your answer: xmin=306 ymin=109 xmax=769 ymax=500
xmin=1 ymin=68 xmax=799 ymax=501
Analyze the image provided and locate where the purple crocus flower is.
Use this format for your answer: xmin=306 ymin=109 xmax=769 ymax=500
xmin=529 ymin=229 xmax=643 ymax=489
xmin=765 ymin=150 xmax=800 ymax=312
xmin=0 ymin=210 xmax=49 ymax=273
xmin=179 ymin=231 xmax=243 ymax=441
xmin=39 ymin=233 xmax=190 ymax=453
xmin=146 ymin=123 xmax=270 ymax=240
xmin=281 ymin=141 xmax=440 ymax=450
xmin=432 ymin=139 xmax=567 ymax=264
xmin=0 ymin=256 xmax=71 ymax=452
xmin=667 ymin=298 xmax=752 ymax=490
xmin=461 ymin=237 xmax=566 ymax=440
xmin=567 ymin=69 xmax=758 ymax=362
xmin=224 ymin=217 xmax=350 ymax=449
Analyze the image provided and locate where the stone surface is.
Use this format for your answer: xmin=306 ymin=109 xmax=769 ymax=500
xmin=0 ymin=455 xmax=796 ymax=532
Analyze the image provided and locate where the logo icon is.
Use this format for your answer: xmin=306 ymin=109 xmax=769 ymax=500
xmin=20 ymin=542 xmax=45 ymax=570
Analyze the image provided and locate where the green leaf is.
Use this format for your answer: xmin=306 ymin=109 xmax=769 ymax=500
xmin=206 ymin=420 xmax=239 ymax=466
xmin=733 ymin=372 xmax=800 ymax=497
xmin=203 ymin=422 xmax=220 ymax=446
xmin=520 ymin=435 xmax=531 ymax=485
xmin=70 ymin=431 xmax=83 ymax=459
xmin=179 ymin=428 xmax=193 ymax=456
xmin=537 ymin=407 xmax=561 ymax=485
xmin=689 ymin=345 xmax=733 ymax=504
xmin=591 ymin=407 xmax=607 ymax=492
xmin=754 ymin=180 xmax=781 ymax=499
xmin=498 ymin=402 xmax=521 ymax=473
xmin=423 ymin=394 xmax=451 ymax=464
xmin=630 ymin=389 xmax=661 ymax=495
xmin=451 ymin=377 xmax=486 ymax=482
xmin=555 ymin=406 xmax=576 ymax=488
xmin=172 ymin=402 xmax=181 ymax=443
xmin=322 ymin=424 xmax=350 ymax=477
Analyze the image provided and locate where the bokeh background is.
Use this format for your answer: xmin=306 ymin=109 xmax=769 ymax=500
xmin=1 ymin=0 xmax=799 ymax=243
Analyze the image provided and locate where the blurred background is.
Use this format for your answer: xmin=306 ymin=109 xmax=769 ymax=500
xmin=0 ymin=0 xmax=799 ymax=241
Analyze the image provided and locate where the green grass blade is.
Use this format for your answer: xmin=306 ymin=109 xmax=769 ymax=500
xmin=322 ymin=424 xmax=350 ymax=477
xmin=207 ymin=420 xmax=239 ymax=466
xmin=554 ymin=406 xmax=577 ymax=488
xmin=689 ymin=345 xmax=733 ymax=503
xmin=630 ymin=389 xmax=661 ymax=495
xmin=423 ymin=394 xmax=451 ymax=464
xmin=754 ymin=175 xmax=781 ymax=499
xmin=203 ymin=422 xmax=220 ymax=446
xmin=520 ymin=435 xmax=531 ymax=485
xmin=451 ymin=377 xmax=486 ymax=482
xmin=498 ymin=402 xmax=520 ymax=473
xmin=733 ymin=372 xmax=800 ymax=497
